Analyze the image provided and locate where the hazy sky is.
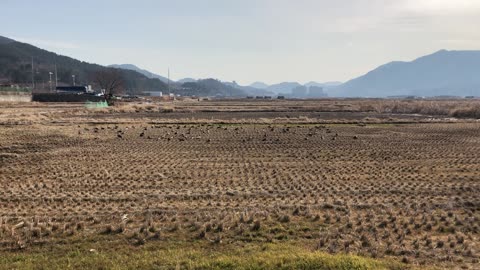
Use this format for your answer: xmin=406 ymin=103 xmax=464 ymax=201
xmin=2 ymin=0 xmax=480 ymax=85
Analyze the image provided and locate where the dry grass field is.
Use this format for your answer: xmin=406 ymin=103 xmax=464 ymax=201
xmin=0 ymin=99 xmax=479 ymax=269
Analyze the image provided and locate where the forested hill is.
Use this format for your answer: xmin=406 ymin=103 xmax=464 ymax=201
xmin=179 ymin=79 xmax=246 ymax=97
xmin=0 ymin=35 xmax=167 ymax=94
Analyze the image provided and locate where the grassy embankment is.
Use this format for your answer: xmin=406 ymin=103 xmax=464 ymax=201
xmin=0 ymin=239 xmax=408 ymax=270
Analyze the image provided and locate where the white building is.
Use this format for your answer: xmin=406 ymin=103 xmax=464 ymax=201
xmin=144 ymin=91 xmax=163 ymax=97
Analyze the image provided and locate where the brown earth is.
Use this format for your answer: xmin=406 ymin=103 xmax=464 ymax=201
xmin=0 ymin=99 xmax=479 ymax=269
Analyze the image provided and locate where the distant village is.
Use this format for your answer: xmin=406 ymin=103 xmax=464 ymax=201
xmin=0 ymin=73 xmax=330 ymax=102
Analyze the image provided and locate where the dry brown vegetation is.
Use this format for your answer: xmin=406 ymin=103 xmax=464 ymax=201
xmin=0 ymin=99 xmax=479 ymax=269
xmin=367 ymin=99 xmax=480 ymax=118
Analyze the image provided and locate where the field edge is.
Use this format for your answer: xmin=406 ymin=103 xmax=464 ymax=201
xmin=0 ymin=240 xmax=411 ymax=270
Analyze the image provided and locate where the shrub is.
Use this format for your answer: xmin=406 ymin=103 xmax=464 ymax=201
xmin=450 ymin=105 xmax=480 ymax=119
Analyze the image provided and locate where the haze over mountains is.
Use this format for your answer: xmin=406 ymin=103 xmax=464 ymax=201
xmin=261 ymin=82 xmax=341 ymax=95
xmin=111 ymin=49 xmax=480 ymax=98
xmin=109 ymin=64 xmax=169 ymax=83
xmin=105 ymin=65 xmax=336 ymax=96
xmin=177 ymin=78 xmax=196 ymax=84
xmin=305 ymin=81 xmax=343 ymax=88
xmin=249 ymin=82 xmax=269 ymax=89
xmin=332 ymin=50 xmax=480 ymax=97
xmin=1 ymin=35 xmax=479 ymax=97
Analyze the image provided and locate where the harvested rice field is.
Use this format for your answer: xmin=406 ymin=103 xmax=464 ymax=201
xmin=0 ymin=99 xmax=479 ymax=269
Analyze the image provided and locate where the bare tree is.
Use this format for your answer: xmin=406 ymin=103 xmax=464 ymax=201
xmin=94 ymin=69 xmax=124 ymax=105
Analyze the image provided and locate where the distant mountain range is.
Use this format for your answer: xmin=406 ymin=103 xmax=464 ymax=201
xmin=249 ymin=82 xmax=269 ymax=89
xmin=178 ymin=79 xmax=245 ymax=97
xmin=177 ymin=78 xmax=196 ymax=84
xmin=224 ymin=82 xmax=275 ymax=96
xmin=2 ymin=34 xmax=479 ymax=98
xmin=331 ymin=50 xmax=480 ymax=97
xmin=104 ymin=63 xmax=340 ymax=97
xmin=247 ymin=81 xmax=341 ymax=95
xmin=305 ymin=81 xmax=343 ymax=88
xmin=266 ymin=82 xmax=302 ymax=94
xmin=106 ymin=51 xmax=480 ymax=97
xmin=109 ymin=64 xmax=169 ymax=83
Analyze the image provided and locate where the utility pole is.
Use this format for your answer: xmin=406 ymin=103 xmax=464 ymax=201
xmin=168 ymin=68 xmax=170 ymax=94
xmin=31 ymin=57 xmax=35 ymax=90
xmin=49 ymin=72 xmax=53 ymax=92
xmin=54 ymin=57 xmax=58 ymax=88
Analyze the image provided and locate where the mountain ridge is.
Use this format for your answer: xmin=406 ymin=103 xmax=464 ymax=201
xmin=0 ymin=36 xmax=15 ymax=45
xmin=109 ymin=64 xmax=170 ymax=83
xmin=4 ymin=35 xmax=478 ymax=98
xmin=0 ymin=35 xmax=168 ymax=94
xmin=249 ymin=82 xmax=269 ymax=89
xmin=177 ymin=78 xmax=196 ymax=84
xmin=332 ymin=50 xmax=480 ymax=97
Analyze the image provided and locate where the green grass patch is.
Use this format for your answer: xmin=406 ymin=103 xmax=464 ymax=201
xmin=0 ymin=240 xmax=408 ymax=270
xmin=0 ymin=87 xmax=31 ymax=93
